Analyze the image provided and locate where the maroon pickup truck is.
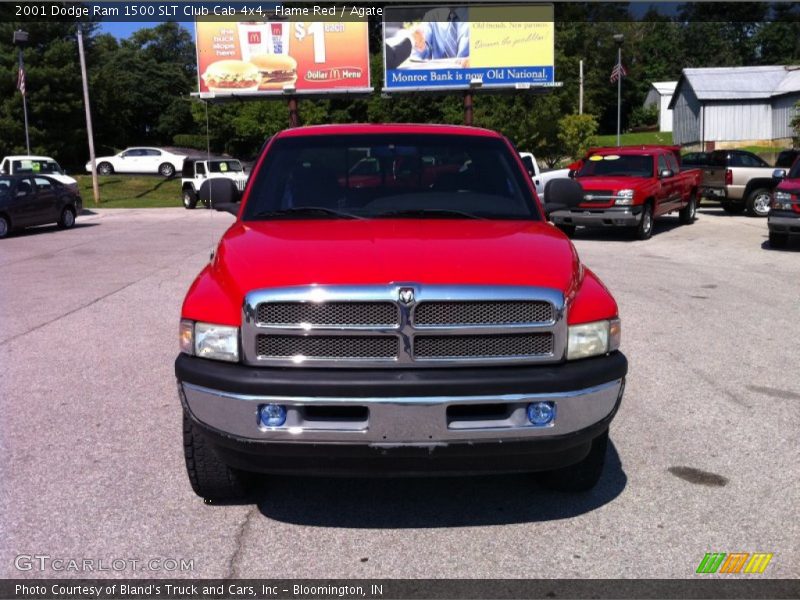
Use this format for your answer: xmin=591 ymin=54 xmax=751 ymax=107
xmin=549 ymin=146 xmax=702 ymax=240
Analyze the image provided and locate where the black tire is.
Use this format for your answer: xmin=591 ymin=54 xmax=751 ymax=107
xmin=679 ymin=194 xmax=697 ymax=225
xmin=769 ymin=231 xmax=789 ymax=249
xmin=0 ymin=214 xmax=9 ymax=239
xmin=183 ymin=411 xmax=251 ymax=502
xmin=97 ymin=162 xmax=113 ymax=176
xmin=745 ymin=188 xmax=771 ymax=218
xmin=182 ymin=187 xmax=198 ymax=209
xmin=159 ymin=163 xmax=176 ymax=178
xmin=57 ymin=206 xmax=76 ymax=230
xmin=633 ymin=203 xmax=654 ymax=240
xmin=721 ymin=201 xmax=745 ymax=215
xmin=538 ymin=429 xmax=609 ymax=492
xmin=557 ymin=224 xmax=576 ymax=237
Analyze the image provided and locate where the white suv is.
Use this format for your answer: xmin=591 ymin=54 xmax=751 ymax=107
xmin=181 ymin=158 xmax=248 ymax=209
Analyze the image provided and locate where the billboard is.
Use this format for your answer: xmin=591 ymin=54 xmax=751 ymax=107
xmin=196 ymin=20 xmax=371 ymax=96
xmin=383 ymin=4 xmax=554 ymax=92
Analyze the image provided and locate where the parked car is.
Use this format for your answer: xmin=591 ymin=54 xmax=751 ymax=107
xmin=181 ymin=158 xmax=248 ymax=209
xmin=85 ymin=147 xmax=186 ymax=178
xmin=548 ymin=145 xmax=701 ymax=240
xmin=0 ymin=174 xmax=82 ymax=239
xmin=681 ymin=152 xmax=711 ymax=168
xmin=700 ymin=149 xmax=778 ymax=217
xmin=0 ymin=155 xmax=78 ymax=192
xmin=768 ymin=158 xmax=800 ymax=248
xmin=175 ymin=124 xmax=627 ymax=501
xmin=518 ymin=152 xmax=570 ymax=201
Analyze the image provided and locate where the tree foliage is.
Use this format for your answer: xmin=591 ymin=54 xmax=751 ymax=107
xmin=557 ymin=113 xmax=599 ymax=161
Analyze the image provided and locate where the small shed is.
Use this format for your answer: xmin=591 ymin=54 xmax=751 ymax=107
xmin=669 ymin=66 xmax=800 ymax=149
xmin=643 ymin=81 xmax=677 ymax=132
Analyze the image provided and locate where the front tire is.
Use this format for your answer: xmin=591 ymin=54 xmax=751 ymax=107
xmin=183 ymin=188 xmax=198 ymax=209
xmin=769 ymin=231 xmax=788 ymax=249
xmin=159 ymin=163 xmax=176 ymax=178
xmin=97 ymin=162 xmax=113 ymax=176
xmin=633 ymin=203 xmax=654 ymax=240
xmin=538 ymin=429 xmax=608 ymax=492
xmin=679 ymin=195 xmax=697 ymax=225
xmin=0 ymin=215 xmax=9 ymax=239
xmin=746 ymin=188 xmax=771 ymax=217
xmin=183 ymin=411 xmax=251 ymax=502
xmin=57 ymin=207 xmax=76 ymax=230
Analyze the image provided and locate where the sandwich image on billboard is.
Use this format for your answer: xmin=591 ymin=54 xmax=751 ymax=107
xmin=196 ymin=20 xmax=371 ymax=96
xmin=383 ymin=4 xmax=554 ymax=91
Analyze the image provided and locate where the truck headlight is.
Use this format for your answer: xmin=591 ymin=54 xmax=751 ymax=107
xmin=772 ymin=191 xmax=794 ymax=211
xmin=180 ymin=320 xmax=239 ymax=362
xmin=567 ymin=318 xmax=621 ymax=360
xmin=614 ymin=189 xmax=635 ymax=206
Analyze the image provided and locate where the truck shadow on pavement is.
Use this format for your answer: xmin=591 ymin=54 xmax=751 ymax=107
xmin=253 ymin=442 xmax=626 ymax=528
xmin=568 ymin=217 xmax=683 ymax=242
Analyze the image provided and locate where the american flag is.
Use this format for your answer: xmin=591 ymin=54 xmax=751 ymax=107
xmin=610 ymin=62 xmax=627 ymax=83
xmin=16 ymin=66 xmax=26 ymax=96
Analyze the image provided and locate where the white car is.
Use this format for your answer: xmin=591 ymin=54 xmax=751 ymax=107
xmin=1 ymin=155 xmax=79 ymax=192
xmin=85 ymin=147 xmax=186 ymax=178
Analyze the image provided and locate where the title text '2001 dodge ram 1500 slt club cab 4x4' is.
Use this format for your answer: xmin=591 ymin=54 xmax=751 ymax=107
xmin=176 ymin=124 xmax=627 ymax=502
xmin=549 ymin=146 xmax=701 ymax=240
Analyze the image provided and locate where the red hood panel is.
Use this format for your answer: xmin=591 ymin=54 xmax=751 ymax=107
xmin=777 ymin=180 xmax=800 ymax=194
xmin=212 ymin=220 xmax=580 ymax=298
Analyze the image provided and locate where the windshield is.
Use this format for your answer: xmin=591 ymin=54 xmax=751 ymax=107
xmin=243 ymin=134 xmax=538 ymax=221
xmin=576 ymin=154 xmax=654 ymax=178
xmin=776 ymin=152 xmax=798 ymax=169
xmin=209 ymin=160 xmax=243 ymax=173
xmin=13 ymin=159 xmax=63 ymax=175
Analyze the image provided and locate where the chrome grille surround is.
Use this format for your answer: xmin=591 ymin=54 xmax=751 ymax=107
xmin=242 ymin=284 xmax=567 ymax=368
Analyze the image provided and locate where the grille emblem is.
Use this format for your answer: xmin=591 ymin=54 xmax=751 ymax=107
xmin=398 ymin=287 xmax=415 ymax=305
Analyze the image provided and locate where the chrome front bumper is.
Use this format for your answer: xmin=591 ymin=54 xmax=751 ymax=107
xmin=180 ymin=378 xmax=624 ymax=445
xmin=768 ymin=214 xmax=800 ymax=234
xmin=549 ymin=208 xmax=641 ymax=227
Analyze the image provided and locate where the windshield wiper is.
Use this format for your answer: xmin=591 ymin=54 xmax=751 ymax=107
xmin=373 ymin=208 xmax=484 ymax=220
xmin=251 ymin=207 xmax=362 ymax=220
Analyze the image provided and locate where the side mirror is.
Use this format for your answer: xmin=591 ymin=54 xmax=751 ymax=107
xmin=772 ymin=168 xmax=787 ymax=179
xmin=659 ymin=169 xmax=674 ymax=178
xmin=544 ymin=178 xmax=583 ymax=215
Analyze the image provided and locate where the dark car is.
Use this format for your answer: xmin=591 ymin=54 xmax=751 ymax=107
xmin=681 ymin=152 xmax=710 ymax=168
xmin=775 ymin=149 xmax=800 ymax=170
xmin=0 ymin=174 xmax=82 ymax=239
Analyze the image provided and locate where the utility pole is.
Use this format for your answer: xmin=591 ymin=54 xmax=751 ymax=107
xmin=579 ymin=60 xmax=584 ymax=115
xmin=77 ymin=23 xmax=99 ymax=205
xmin=12 ymin=30 xmax=31 ymax=155
xmin=613 ymin=34 xmax=624 ymax=147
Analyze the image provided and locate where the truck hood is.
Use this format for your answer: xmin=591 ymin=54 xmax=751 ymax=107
xmin=577 ymin=176 xmax=651 ymax=191
xmin=776 ymin=179 xmax=800 ymax=194
xmin=210 ymin=219 xmax=581 ymax=301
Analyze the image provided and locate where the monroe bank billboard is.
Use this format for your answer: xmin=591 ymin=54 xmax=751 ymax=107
xmin=195 ymin=19 xmax=371 ymax=96
xmin=383 ymin=4 xmax=555 ymax=92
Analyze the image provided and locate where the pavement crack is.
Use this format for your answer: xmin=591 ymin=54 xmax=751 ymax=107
xmin=225 ymin=507 xmax=257 ymax=579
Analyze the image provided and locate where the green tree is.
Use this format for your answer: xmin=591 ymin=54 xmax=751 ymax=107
xmin=557 ymin=113 xmax=598 ymax=161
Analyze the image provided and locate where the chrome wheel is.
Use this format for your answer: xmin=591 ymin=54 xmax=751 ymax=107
xmin=752 ymin=193 xmax=771 ymax=217
xmin=159 ymin=163 xmax=175 ymax=178
xmin=97 ymin=162 xmax=112 ymax=175
xmin=643 ymin=210 xmax=652 ymax=234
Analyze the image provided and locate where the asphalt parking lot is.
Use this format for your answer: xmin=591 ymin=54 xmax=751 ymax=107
xmin=1 ymin=206 xmax=798 ymax=579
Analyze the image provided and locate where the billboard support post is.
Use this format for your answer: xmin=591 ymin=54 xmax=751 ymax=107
xmin=288 ymin=96 xmax=299 ymax=128
xmin=463 ymin=92 xmax=474 ymax=126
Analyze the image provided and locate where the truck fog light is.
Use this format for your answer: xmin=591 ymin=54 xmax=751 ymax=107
xmin=527 ymin=401 xmax=555 ymax=426
xmin=259 ymin=404 xmax=287 ymax=428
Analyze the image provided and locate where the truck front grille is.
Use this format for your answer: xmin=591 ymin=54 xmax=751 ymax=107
xmin=414 ymin=301 xmax=552 ymax=326
xmin=257 ymin=302 xmax=399 ymax=327
xmin=414 ymin=333 xmax=553 ymax=359
xmin=243 ymin=285 xmax=566 ymax=368
xmin=582 ymin=190 xmax=615 ymax=203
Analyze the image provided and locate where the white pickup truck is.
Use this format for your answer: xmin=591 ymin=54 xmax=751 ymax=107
xmin=1 ymin=155 xmax=78 ymax=192
xmin=519 ymin=152 xmax=571 ymax=203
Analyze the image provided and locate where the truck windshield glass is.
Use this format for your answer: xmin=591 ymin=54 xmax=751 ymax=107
xmin=243 ymin=135 xmax=538 ymax=221
xmin=577 ymin=155 xmax=653 ymax=178
xmin=209 ymin=161 xmax=243 ymax=173
xmin=13 ymin=159 xmax=63 ymax=175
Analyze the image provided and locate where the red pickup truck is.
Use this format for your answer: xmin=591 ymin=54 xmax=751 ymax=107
xmin=549 ymin=146 xmax=702 ymax=240
xmin=175 ymin=124 xmax=627 ymax=501
xmin=769 ymin=158 xmax=800 ymax=248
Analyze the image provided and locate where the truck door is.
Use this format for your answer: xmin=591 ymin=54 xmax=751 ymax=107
xmin=10 ymin=177 xmax=36 ymax=226
xmin=32 ymin=177 xmax=60 ymax=222
xmin=655 ymin=154 xmax=675 ymax=216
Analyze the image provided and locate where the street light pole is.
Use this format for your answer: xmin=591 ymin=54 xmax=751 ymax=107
xmin=613 ymin=34 xmax=624 ymax=147
xmin=12 ymin=30 xmax=31 ymax=155
xmin=77 ymin=23 xmax=99 ymax=205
